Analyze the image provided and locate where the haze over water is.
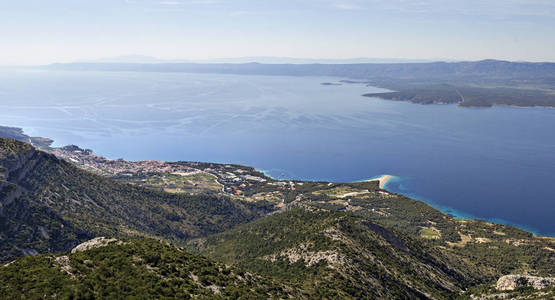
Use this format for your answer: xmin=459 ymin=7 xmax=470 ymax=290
xmin=1 ymin=69 xmax=554 ymax=236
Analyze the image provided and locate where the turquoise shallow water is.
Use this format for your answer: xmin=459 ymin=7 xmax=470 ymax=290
xmin=1 ymin=69 xmax=554 ymax=236
xmin=382 ymin=176 xmax=543 ymax=235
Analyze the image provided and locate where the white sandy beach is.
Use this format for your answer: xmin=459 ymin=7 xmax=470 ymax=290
xmin=367 ymin=175 xmax=392 ymax=189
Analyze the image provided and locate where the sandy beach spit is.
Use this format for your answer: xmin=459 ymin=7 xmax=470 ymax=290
xmin=367 ymin=175 xmax=392 ymax=189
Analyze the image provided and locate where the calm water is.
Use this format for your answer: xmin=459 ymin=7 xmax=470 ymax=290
xmin=1 ymin=69 xmax=554 ymax=236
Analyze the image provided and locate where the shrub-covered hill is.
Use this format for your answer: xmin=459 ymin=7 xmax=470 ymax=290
xmin=301 ymin=181 xmax=555 ymax=280
xmin=0 ymin=237 xmax=300 ymax=299
xmin=190 ymin=204 xmax=555 ymax=299
xmin=190 ymin=208 xmax=474 ymax=299
xmin=0 ymin=138 xmax=269 ymax=263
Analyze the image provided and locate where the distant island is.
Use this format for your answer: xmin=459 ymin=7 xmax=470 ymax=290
xmin=45 ymin=59 xmax=555 ymax=108
xmin=360 ymin=80 xmax=555 ymax=108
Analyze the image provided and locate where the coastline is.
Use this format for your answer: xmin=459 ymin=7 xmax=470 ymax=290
xmin=1 ymin=125 xmax=552 ymax=237
xmin=415 ymin=195 xmax=544 ymax=236
xmin=381 ymin=178 xmax=546 ymax=237
xmin=355 ymin=173 xmax=548 ymax=236
xmin=257 ymin=171 xmax=550 ymax=236
xmin=361 ymin=174 xmax=393 ymax=189
xmin=375 ymin=174 xmax=392 ymax=189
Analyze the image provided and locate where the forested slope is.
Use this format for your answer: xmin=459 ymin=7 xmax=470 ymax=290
xmin=0 ymin=138 xmax=266 ymax=263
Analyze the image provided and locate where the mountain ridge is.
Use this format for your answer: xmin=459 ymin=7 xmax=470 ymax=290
xmin=46 ymin=59 xmax=555 ymax=79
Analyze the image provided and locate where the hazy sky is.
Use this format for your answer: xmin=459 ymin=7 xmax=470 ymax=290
xmin=2 ymin=0 xmax=555 ymax=65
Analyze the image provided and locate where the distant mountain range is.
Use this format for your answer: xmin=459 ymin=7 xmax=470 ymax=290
xmin=79 ymin=54 xmax=436 ymax=64
xmin=45 ymin=59 xmax=555 ymax=107
xmin=47 ymin=59 xmax=555 ymax=78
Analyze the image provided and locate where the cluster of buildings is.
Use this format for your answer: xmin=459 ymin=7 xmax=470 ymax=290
xmin=50 ymin=145 xmax=197 ymax=176
xmin=50 ymin=145 xmax=275 ymax=196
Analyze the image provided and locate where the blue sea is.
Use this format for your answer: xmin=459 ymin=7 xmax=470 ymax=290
xmin=1 ymin=69 xmax=554 ymax=236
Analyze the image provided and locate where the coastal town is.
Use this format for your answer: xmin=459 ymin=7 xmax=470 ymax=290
xmin=50 ymin=144 xmax=275 ymax=196
xmin=50 ymin=144 xmax=393 ymax=196
xmin=42 ymin=145 xmax=396 ymax=221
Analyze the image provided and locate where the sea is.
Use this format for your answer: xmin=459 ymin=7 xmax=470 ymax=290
xmin=1 ymin=69 xmax=554 ymax=236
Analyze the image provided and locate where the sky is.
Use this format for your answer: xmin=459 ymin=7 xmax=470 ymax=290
xmin=1 ymin=0 xmax=555 ymax=65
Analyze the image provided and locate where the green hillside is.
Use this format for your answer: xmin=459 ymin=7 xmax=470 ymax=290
xmin=0 ymin=238 xmax=299 ymax=299
xmin=190 ymin=208 xmax=470 ymax=299
xmin=302 ymin=181 xmax=555 ymax=279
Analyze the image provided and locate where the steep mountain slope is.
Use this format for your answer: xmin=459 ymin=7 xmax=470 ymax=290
xmin=0 ymin=237 xmax=300 ymax=299
xmin=0 ymin=138 xmax=267 ymax=263
xmin=190 ymin=208 xmax=471 ymax=299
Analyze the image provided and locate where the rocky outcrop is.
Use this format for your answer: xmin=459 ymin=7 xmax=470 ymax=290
xmin=264 ymin=246 xmax=346 ymax=268
xmin=71 ymin=237 xmax=121 ymax=253
xmin=0 ymin=142 xmax=46 ymax=188
xmin=54 ymin=255 xmax=73 ymax=276
xmin=496 ymin=275 xmax=555 ymax=291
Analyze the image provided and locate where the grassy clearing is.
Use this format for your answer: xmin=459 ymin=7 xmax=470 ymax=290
xmin=420 ymin=227 xmax=441 ymax=239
